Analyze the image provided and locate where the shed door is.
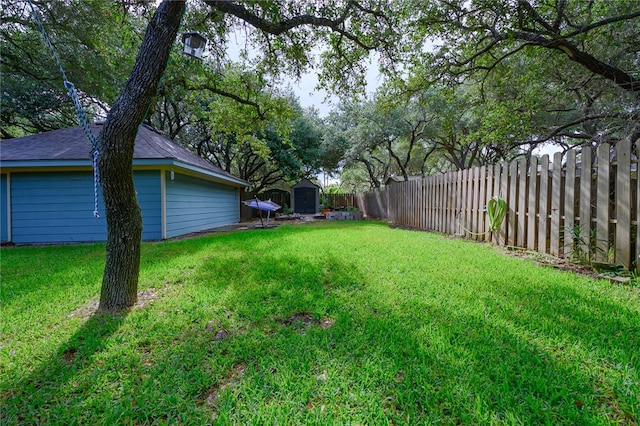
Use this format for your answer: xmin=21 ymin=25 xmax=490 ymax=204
xmin=294 ymin=187 xmax=316 ymax=213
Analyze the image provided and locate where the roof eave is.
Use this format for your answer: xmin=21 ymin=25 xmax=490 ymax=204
xmin=0 ymin=159 xmax=250 ymax=188
xmin=140 ymin=159 xmax=249 ymax=187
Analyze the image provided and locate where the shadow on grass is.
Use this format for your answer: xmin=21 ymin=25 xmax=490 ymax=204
xmin=2 ymin=311 xmax=127 ymax=424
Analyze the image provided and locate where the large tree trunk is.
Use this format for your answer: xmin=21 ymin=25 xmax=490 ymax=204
xmin=98 ymin=1 xmax=185 ymax=312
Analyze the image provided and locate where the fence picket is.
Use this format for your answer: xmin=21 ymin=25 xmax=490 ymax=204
xmin=484 ymin=166 xmax=493 ymax=242
xmin=469 ymin=167 xmax=477 ymax=237
xmin=478 ymin=166 xmax=487 ymax=241
xmin=538 ymin=155 xmax=550 ymax=253
xmin=564 ymin=150 xmax=576 ymax=258
xmin=457 ymin=171 xmax=464 ymax=235
xmin=527 ymin=156 xmax=538 ymax=250
xmin=615 ymin=139 xmax=631 ymax=267
xmin=517 ymin=158 xmax=527 ymax=248
xmin=596 ymin=143 xmax=610 ymax=262
xmin=499 ymin=163 xmax=509 ymax=246
xmin=437 ymin=175 xmax=443 ymax=232
xmin=445 ymin=172 xmax=456 ymax=234
xmin=458 ymin=170 xmax=465 ymax=234
xmin=429 ymin=176 xmax=436 ymax=230
xmin=467 ymin=169 xmax=473 ymax=234
xmin=420 ymin=178 xmax=425 ymax=230
xmin=451 ymin=172 xmax=458 ymax=235
xmin=444 ymin=174 xmax=449 ymax=233
xmin=492 ymin=163 xmax=501 ymax=244
xmin=430 ymin=175 xmax=436 ymax=230
xmin=444 ymin=174 xmax=450 ymax=233
xmin=579 ymin=145 xmax=592 ymax=257
xmin=508 ymin=161 xmax=517 ymax=246
xmin=550 ymin=152 xmax=563 ymax=256
xmin=413 ymin=179 xmax=422 ymax=229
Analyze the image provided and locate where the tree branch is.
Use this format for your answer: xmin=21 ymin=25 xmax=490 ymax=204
xmin=197 ymin=84 xmax=267 ymax=119
xmin=508 ymin=31 xmax=640 ymax=92
xmin=203 ymin=0 xmax=376 ymax=49
xmin=563 ymin=9 xmax=640 ymax=39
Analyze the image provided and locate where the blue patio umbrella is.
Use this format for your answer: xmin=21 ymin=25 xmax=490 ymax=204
xmin=243 ymin=196 xmax=281 ymax=227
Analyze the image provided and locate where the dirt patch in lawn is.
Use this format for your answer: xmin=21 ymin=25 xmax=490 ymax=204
xmin=200 ymin=362 xmax=247 ymax=410
xmin=67 ymin=288 xmax=160 ymax=319
xmin=205 ymin=320 xmax=232 ymax=342
xmin=278 ymin=312 xmax=335 ymax=333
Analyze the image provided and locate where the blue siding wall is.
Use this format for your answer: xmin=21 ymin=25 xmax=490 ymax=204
xmin=135 ymin=170 xmax=163 ymax=240
xmin=165 ymin=172 xmax=239 ymax=238
xmin=0 ymin=174 xmax=8 ymax=242
xmin=10 ymin=170 xmax=161 ymax=243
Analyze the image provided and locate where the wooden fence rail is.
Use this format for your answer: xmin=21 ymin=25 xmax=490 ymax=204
xmin=356 ymin=142 xmax=639 ymax=269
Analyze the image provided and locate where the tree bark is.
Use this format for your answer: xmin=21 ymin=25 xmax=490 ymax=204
xmin=98 ymin=1 xmax=185 ymax=312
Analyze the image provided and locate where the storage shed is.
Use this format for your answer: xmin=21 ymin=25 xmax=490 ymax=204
xmin=291 ymin=178 xmax=320 ymax=214
xmin=0 ymin=123 xmax=249 ymax=244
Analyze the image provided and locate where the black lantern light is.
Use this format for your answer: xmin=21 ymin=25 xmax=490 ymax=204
xmin=182 ymin=32 xmax=207 ymax=59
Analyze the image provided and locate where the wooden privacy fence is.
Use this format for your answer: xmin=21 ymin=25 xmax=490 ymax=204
xmin=325 ymin=193 xmax=355 ymax=209
xmin=358 ymin=141 xmax=639 ymax=269
xmin=355 ymin=190 xmax=388 ymax=219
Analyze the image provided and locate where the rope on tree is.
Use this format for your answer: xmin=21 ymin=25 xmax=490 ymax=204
xmin=27 ymin=0 xmax=101 ymax=218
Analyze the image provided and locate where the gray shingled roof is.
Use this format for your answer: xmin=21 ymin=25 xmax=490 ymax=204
xmin=0 ymin=123 xmax=248 ymax=186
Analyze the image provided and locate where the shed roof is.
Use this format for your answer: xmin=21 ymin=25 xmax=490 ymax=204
xmin=291 ymin=178 xmax=321 ymax=189
xmin=0 ymin=123 xmax=249 ymax=187
xmin=385 ymin=175 xmax=423 ymax=185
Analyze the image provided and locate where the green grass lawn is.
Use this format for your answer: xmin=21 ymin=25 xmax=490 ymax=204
xmin=1 ymin=221 xmax=638 ymax=425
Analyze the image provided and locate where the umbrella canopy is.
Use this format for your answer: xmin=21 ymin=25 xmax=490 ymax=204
xmin=242 ymin=198 xmax=281 ymax=212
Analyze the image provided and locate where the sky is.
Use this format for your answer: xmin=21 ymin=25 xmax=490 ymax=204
xmin=284 ymin=56 xmax=383 ymax=116
xmin=222 ymin=28 xmax=383 ymax=117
